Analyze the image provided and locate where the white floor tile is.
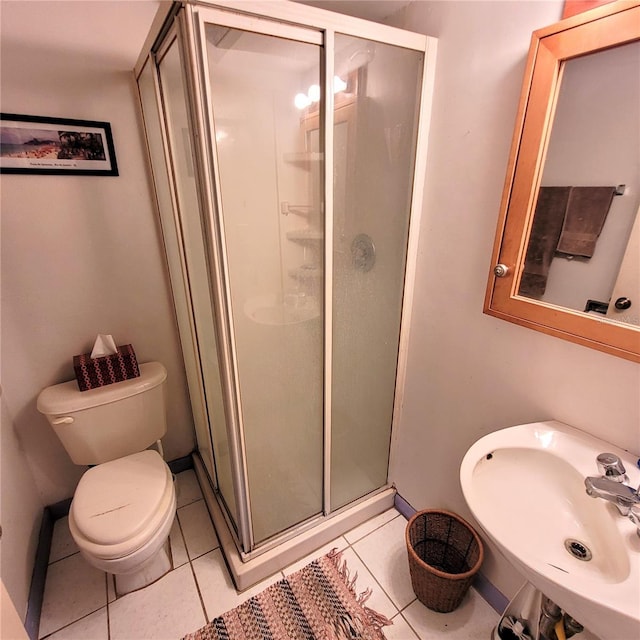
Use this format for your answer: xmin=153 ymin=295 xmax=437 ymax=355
xmin=44 ymin=607 xmax=108 ymax=640
xmin=384 ymin=613 xmax=420 ymax=639
xmin=192 ymin=548 xmax=283 ymax=621
xmin=353 ymin=516 xmax=416 ymax=610
xmin=176 ymin=469 xmax=203 ymax=508
xmin=402 ymin=588 xmax=499 ymax=639
xmin=178 ymin=499 xmax=219 ymax=559
xmin=109 ymin=564 xmax=206 ymax=640
xmin=39 ymin=487 xmax=503 ymax=640
xmin=282 ymin=536 xmax=348 ymax=576
xmin=169 ymin=516 xmax=189 ymax=568
xmin=49 ymin=517 xmax=79 ymax=564
xmin=344 ymin=508 xmax=401 ymax=545
xmin=39 ymin=554 xmax=106 ymax=638
xmin=338 ymin=547 xmax=398 ymax=621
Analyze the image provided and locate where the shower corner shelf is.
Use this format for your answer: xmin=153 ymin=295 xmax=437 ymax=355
xmin=282 ymin=151 xmax=323 ymax=169
xmin=288 ymin=264 xmax=323 ymax=281
xmin=286 ymin=229 xmax=324 ymax=243
xmin=280 ymin=202 xmax=322 ymax=218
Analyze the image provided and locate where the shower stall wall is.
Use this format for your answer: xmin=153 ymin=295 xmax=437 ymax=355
xmin=136 ymin=0 xmax=436 ymax=589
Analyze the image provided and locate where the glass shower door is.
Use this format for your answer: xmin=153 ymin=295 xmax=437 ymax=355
xmin=140 ymin=35 xmax=239 ymax=529
xmin=202 ymin=22 xmax=325 ymax=544
xmin=330 ymin=35 xmax=424 ymax=510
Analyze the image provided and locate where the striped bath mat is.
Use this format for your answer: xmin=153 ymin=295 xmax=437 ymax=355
xmin=182 ymin=549 xmax=392 ymax=639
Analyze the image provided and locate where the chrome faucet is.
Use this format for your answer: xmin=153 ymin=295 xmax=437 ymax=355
xmin=585 ymin=453 xmax=640 ymax=535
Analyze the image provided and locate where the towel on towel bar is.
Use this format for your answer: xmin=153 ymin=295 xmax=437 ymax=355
xmin=519 ymin=186 xmax=570 ymax=297
xmin=555 ymin=186 xmax=616 ymax=258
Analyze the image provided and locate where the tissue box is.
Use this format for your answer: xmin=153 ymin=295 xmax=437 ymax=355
xmin=73 ymin=344 xmax=140 ymax=392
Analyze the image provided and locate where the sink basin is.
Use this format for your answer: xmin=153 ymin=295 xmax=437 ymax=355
xmin=460 ymin=421 xmax=640 ymax=640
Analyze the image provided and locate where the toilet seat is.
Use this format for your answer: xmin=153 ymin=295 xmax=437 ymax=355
xmin=69 ymin=450 xmax=175 ymax=560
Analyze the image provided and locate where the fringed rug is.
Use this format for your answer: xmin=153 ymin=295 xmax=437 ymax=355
xmin=183 ymin=549 xmax=392 ymax=640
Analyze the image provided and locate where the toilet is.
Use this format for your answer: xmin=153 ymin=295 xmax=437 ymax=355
xmin=37 ymin=362 xmax=176 ymax=596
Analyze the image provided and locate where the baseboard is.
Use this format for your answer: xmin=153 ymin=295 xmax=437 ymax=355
xmin=48 ymin=497 xmax=72 ymax=521
xmin=167 ymin=454 xmax=193 ymax=475
xmin=25 ymin=452 xmax=195 ymax=639
xmin=393 ymin=493 xmax=508 ymax=615
xmin=24 ymin=508 xmax=53 ymax=640
xmin=393 ymin=492 xmax=416 ymax=520
xmin=473 ymin=571 xmax=509 ymax=614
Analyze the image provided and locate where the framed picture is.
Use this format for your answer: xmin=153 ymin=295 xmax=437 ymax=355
xmin=0 ymin=113 xmax=118 ymax=176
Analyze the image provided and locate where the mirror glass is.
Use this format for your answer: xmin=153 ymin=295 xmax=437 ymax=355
xmin=517 ymin=40 xmax=640 ymax=326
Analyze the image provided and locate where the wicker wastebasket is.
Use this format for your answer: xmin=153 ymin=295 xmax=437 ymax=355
xmin=406 ymin=509 xmax=484 ymax=613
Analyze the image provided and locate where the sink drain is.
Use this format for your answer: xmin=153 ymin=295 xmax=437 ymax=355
xmin=564 ymin=538 xmax=592 ymax=561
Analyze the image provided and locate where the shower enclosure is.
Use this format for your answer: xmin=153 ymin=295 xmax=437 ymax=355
xmin=136 ymin=0 xmax=436 ymax=588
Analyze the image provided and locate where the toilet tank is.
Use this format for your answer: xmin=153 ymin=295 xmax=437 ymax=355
xmin=37 ymin=362 xmax=167 ymax=466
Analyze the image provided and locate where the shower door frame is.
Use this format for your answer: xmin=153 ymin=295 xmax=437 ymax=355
xmin=137 ymin=0 xmax=437 ymax=567
xmin=142 ymin=21 xmax=242 ymax=533
xmin=186 ymin=4 xmax=331 ymax=557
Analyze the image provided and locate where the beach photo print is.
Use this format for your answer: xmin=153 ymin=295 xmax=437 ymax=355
xmin=0 ymin=113 xmax=118 ymax=175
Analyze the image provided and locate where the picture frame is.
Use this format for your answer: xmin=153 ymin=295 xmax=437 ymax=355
xmin=0 ymin=113 xmax=118 ymax=176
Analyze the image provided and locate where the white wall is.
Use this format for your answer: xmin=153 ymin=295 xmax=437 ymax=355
xmin=0 ymin=0 xmax=194 ymax=615
xmin=1 ymin=22 xmax=195 ymax=504
xmin=1 ymin=363 xmax=44 ymax=620
xmin=385 ymin=0 xmax=640 ymax=600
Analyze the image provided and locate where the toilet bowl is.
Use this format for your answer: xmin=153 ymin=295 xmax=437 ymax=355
xmin=68 ymin=449 xmax=176 ymax=595
xmin=37 ymin=362 xmax=176 ymax=595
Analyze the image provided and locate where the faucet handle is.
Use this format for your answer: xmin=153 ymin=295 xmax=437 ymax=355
xmin=629 ymin=505 xmax=640 ymax=538
xmin=597 ymin=453 xmax=627 ymax=482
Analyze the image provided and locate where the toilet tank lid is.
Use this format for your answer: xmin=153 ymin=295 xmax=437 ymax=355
xmin=37 ymin=362 xmax=166 ymax=415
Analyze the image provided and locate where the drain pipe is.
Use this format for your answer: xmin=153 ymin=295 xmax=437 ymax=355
xmin=539 ymin=597 xmax=585 ymax=640
xmin=563 ymin=615 xmax=585 ymax=638
xmin=539 ymin=597 xmax=562 ymax=640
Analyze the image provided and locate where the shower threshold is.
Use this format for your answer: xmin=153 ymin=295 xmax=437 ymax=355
xmin=192 ymin=454 xmax=396 ymax=591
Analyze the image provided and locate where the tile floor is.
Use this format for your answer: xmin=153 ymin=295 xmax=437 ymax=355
xmin=39 ymin=470 xmax=499 ymax=639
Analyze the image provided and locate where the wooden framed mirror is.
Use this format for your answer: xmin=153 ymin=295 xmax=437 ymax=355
xmin=485 ymin=0 xmax=640 ymax=362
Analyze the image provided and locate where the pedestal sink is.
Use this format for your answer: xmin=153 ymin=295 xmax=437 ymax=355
xmin=460 ymin=421 xmax=640 ymax=640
